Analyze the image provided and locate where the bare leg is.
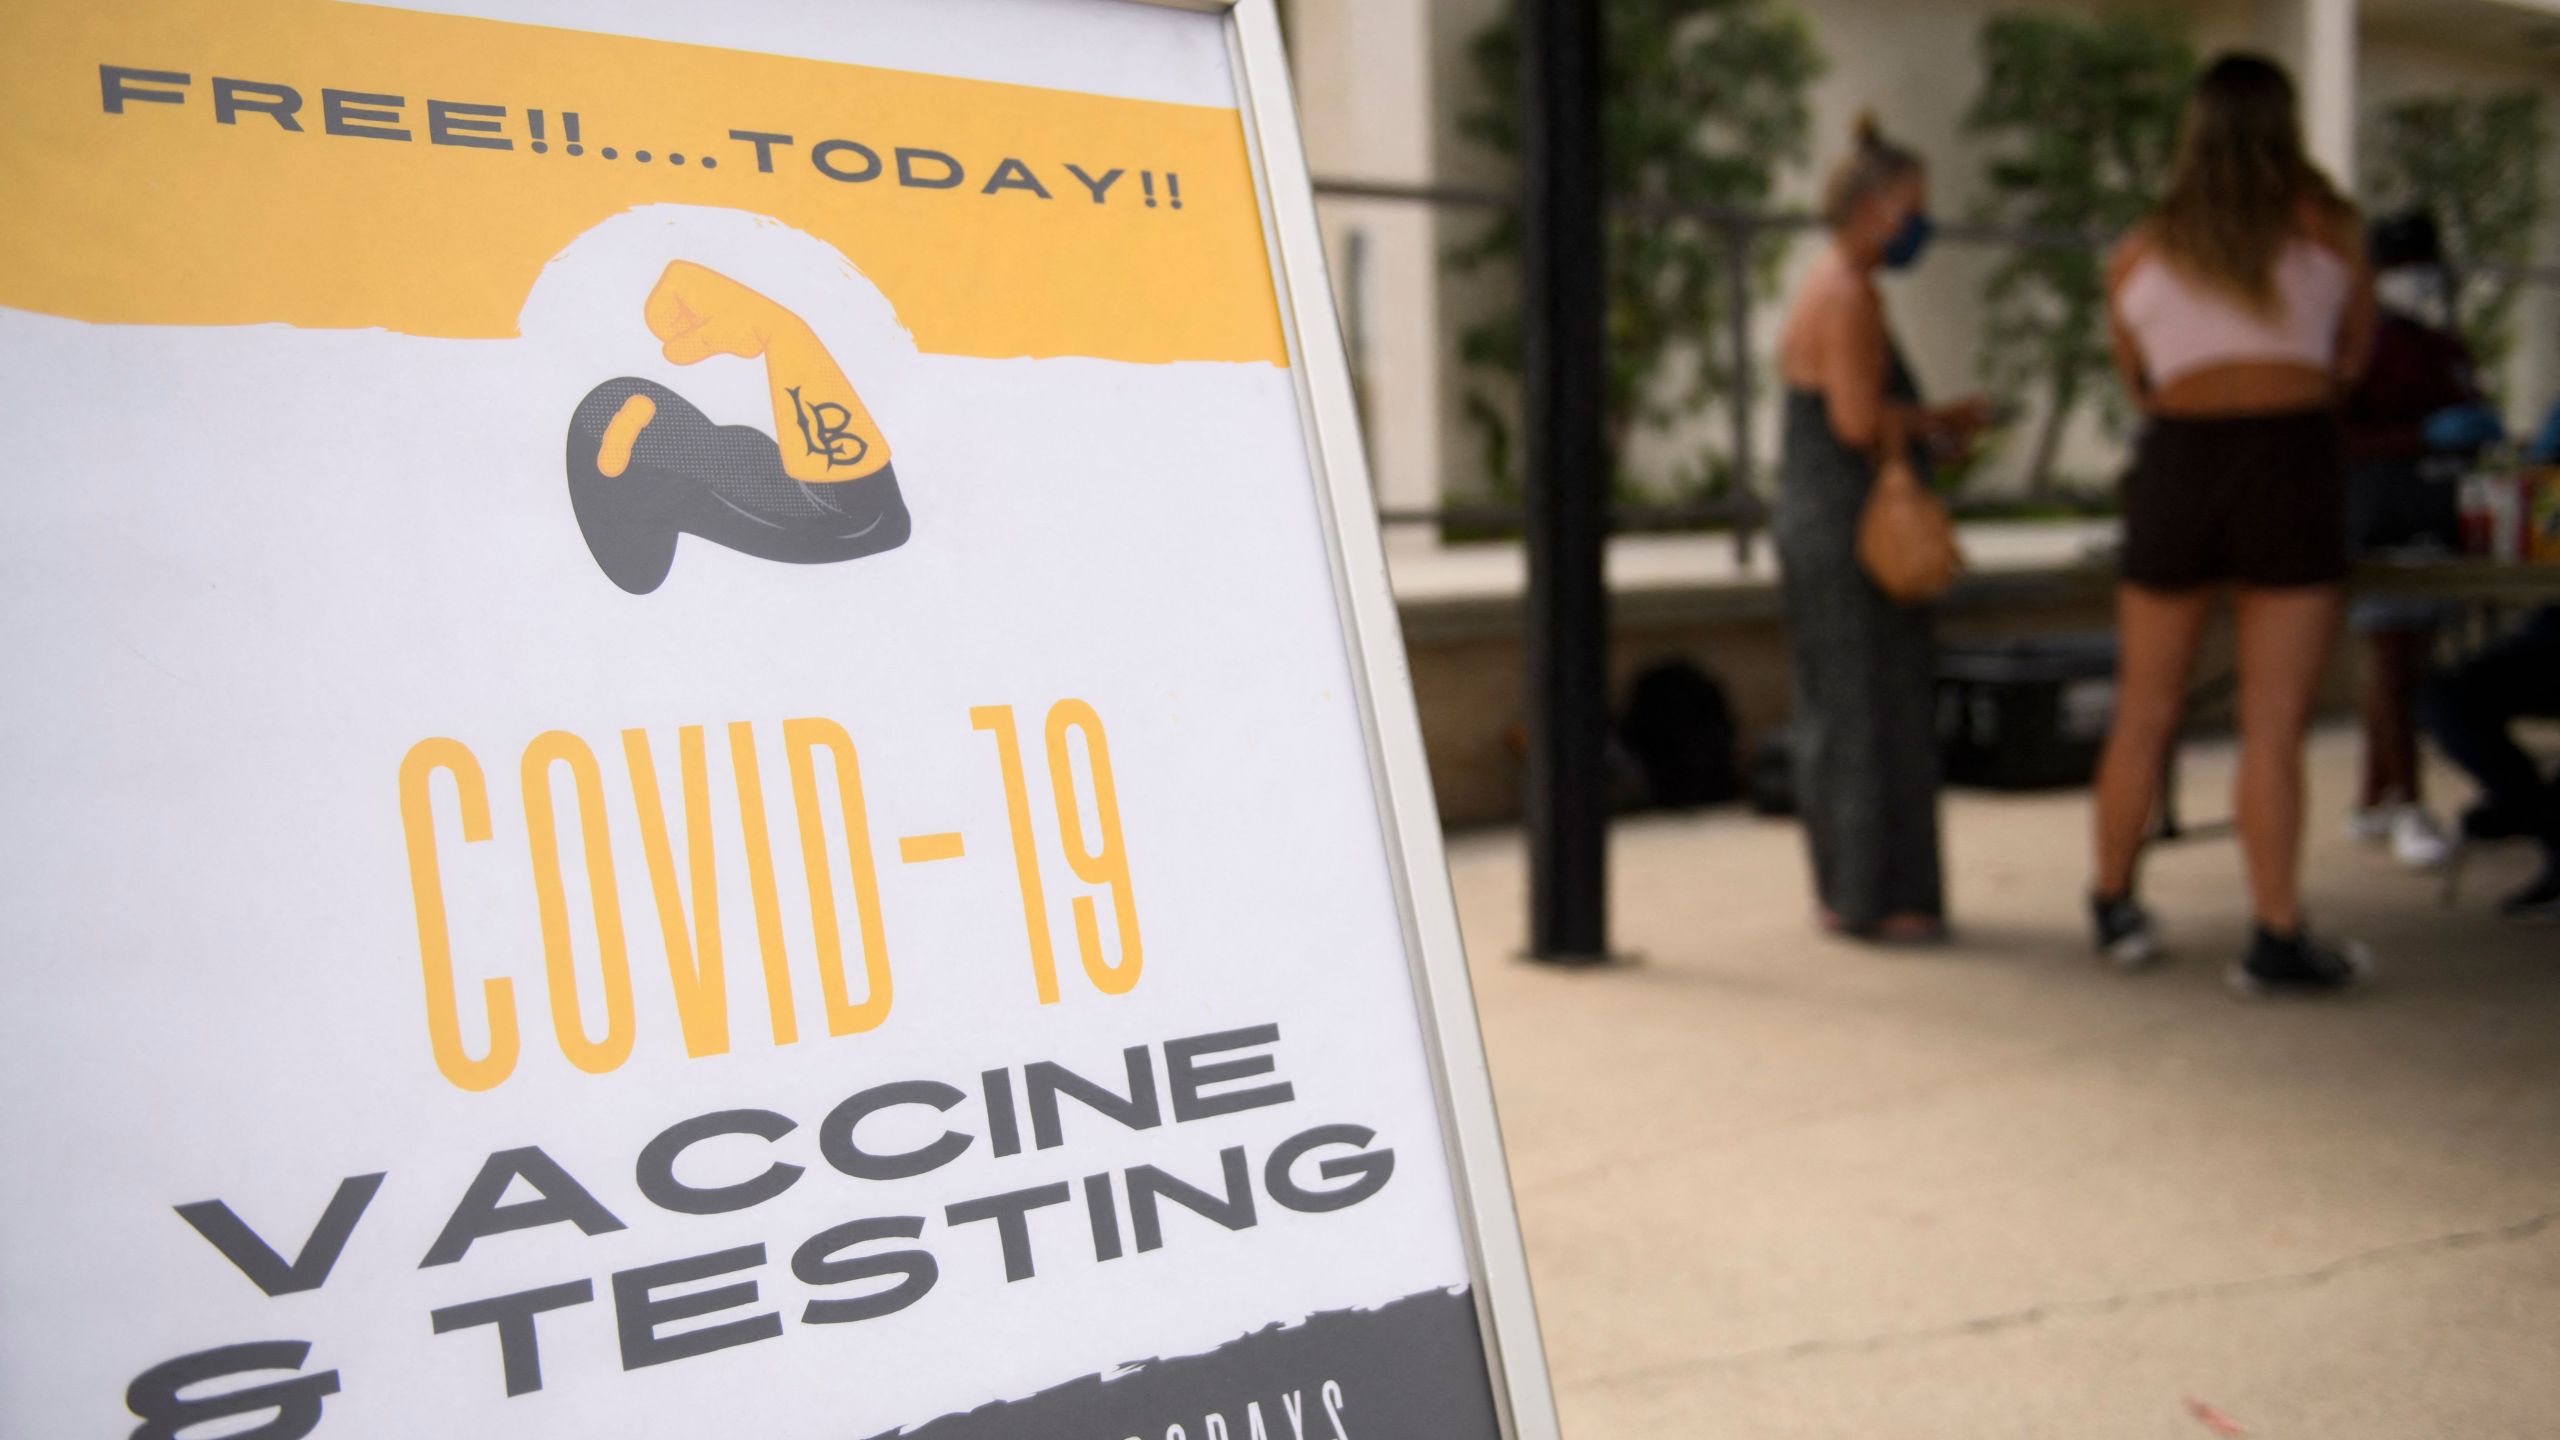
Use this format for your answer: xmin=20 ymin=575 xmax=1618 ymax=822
xmin=2092 ymin=583 xmax=2216 ymax=899
xmin=2357 ymin=627 xmax=2429 ymax=808
xmin=2233 ymin=586 xmax=2346 ymax=932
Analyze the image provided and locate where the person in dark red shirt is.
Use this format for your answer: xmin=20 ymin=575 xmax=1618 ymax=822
xmin=2338 ymin=209 xmax=2502 ymax=869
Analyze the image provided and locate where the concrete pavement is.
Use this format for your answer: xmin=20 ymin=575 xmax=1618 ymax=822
xmin=1448 ymin=726 xmax=2560 ymax=1439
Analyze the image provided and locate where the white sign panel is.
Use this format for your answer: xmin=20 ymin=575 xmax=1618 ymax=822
xmin=0 ymin=1 xmax=1553 ymax=1436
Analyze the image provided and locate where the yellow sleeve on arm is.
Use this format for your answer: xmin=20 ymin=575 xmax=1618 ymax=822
xmin=642 ymin=260 xmax=893 ymax=483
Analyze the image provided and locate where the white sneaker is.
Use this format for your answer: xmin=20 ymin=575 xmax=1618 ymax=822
xmin=2389 ymin=806 xmax=2454 ymax=870
xmin=2344 ymin=805 xmax=2395 ymax=845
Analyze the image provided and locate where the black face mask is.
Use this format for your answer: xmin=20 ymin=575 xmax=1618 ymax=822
xmin=1880 ymin=210 xmax=1935 ymax=271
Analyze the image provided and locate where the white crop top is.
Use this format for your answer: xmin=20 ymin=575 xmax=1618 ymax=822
xmin=2116 ymin=238 xmax=2351 ymax=388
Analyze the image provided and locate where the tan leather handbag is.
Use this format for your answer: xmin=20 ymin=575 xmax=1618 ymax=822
xmin=1857 ymin=411 xmax=1963 ymax=603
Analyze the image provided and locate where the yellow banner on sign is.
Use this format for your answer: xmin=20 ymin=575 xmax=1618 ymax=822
xmin=0 ymin=0 xmax=1286 ymax=365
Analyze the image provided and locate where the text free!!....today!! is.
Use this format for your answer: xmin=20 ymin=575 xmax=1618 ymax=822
xmin=95 ymin=66 xmax=1192 ymax=206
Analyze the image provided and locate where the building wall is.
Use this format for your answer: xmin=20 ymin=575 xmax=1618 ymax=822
xmin=1291 ymin=0 xmax=2558 ymax=519
xmin=1289 ymin=0 xmax=1447 ymax=547
xmin=1398 ymin=583 xmax=2362 ymax=827
xmin=1425 ymin=0 xmax=1522 ymax=516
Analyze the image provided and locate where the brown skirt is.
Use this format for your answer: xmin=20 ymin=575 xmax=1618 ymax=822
xmin=2119 ymin=409 xmax=2349 ymax=589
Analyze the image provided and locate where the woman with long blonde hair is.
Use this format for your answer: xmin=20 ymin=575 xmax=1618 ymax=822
xmin=2089 ymin=54 xmax=2378 ymax=993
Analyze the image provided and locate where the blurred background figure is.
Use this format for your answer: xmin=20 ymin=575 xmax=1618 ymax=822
xmin=2424 ymin=603 xmax=2560 ymax=922
xmin=2089 ymin=53 xmax=2378 ymax=994
xmin=2338 ymin=208 xmax=2503 ymax=870
xmin=1772 ymin=112 xmax=1989 ymax=945
xmin=2425 ymin=400 xmax=2560 ymax=924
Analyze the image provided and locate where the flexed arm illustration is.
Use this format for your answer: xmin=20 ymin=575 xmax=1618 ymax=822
xmin=567 ymin=260 xmax=912 ymax=594
xmin=640 ymin=260 xmax=892 ymax=482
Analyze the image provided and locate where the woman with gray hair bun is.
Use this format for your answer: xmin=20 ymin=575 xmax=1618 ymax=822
xmin=1773 ymin=110 xmax=1993 ymax=944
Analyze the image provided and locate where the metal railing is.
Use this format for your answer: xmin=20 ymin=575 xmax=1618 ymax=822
xmin=1314 ymin=176 xmax=2560 ymax=563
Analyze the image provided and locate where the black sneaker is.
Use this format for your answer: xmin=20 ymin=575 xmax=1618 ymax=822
xmin=2499 ymin=866 xmax=2560 ymax=925
xmin=2228 ymin=926 xmax=2374 ymax=997
xmin=2091 ymin=893 xmax=2160 ymax=970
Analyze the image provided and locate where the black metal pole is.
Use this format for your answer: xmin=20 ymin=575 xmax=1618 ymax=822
xmin=1519 ymin=0 xmax=1610 ymax=962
